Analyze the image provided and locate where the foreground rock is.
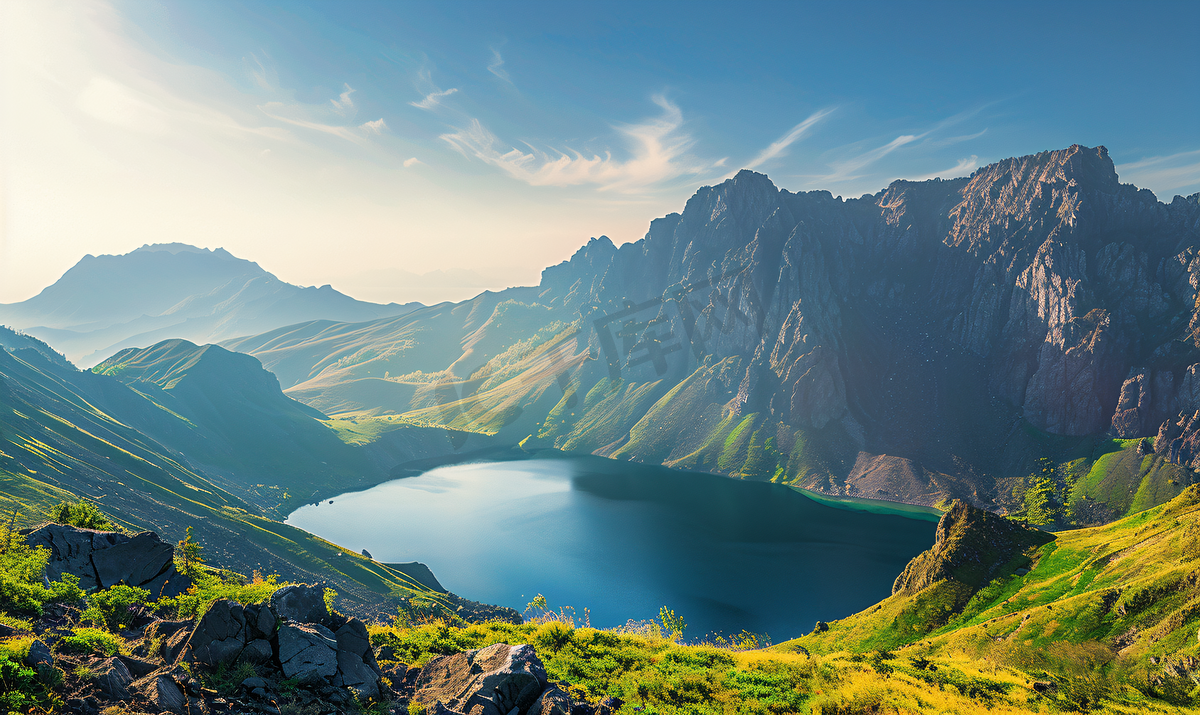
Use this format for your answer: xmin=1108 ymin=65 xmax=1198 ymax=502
xmin=412 ymin=643 xmax=549 ymax=715
xmin=23 ymin=523 xmax=190 ymax=598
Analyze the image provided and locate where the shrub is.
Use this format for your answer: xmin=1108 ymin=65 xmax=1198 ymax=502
xmin=0 ymin=536 xmax=84 ymax=615
xmin=82 ymin=585 xmax=150 ymax=631
xmin=48 ymin=500 xmax=113 ymax=530
xmin=56 ymin=628 xmax=122 ymax=657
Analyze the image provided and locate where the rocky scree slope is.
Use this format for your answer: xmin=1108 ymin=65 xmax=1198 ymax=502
xmin=229 ymin=145 xmax=1200 ymax=518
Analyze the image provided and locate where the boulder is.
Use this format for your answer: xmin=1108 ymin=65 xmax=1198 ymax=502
xmin=25 ymin=640 xmax=53 ymax=670
xmin=269 ymin=584 xmax=328 ymax=624
xmin=92 ymin=658 xmax=133 ymax=701
xmin=241 ymin=639 xmax=274 ymax=664
xmin=413 ymin=643 xmax=548 ymax=715
xmin=277 ymin=622 xmax=338 ymax=686
xmin=182 ymin=599 xmax=247 ymax=666
xmin=23 ymin=524 xmax=190 ymax=597
xmin=332 ymin=618 xmax=382 ymax=698
xmin=530 ymin=686 xmax=571 ymax=715
xmin=114 ymin=655 xmax=158 ymax=678
xmin=133 ymin=669 xmax=188 ymax=714
xmin=244 ymin=603 xmax=277 ymax=640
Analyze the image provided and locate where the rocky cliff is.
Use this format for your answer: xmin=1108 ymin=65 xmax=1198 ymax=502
xmin=227 ymin=145 xmax=1200 ymax=518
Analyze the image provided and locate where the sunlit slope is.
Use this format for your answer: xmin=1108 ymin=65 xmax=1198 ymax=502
xmin=0 ymin=343 xmax=467 ymax=613
xmin=783 ymin=487 xmax=1200 ymax=694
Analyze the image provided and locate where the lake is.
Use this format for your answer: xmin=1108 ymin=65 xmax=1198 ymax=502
xmin=286 ymin=455 xmax=938 ymax=641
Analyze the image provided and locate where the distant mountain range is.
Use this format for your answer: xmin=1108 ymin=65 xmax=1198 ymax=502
xmin=220 ymin=145 xmax=1200 ymax=523
xmin=0 ymin=243 xmax=420 ymax=366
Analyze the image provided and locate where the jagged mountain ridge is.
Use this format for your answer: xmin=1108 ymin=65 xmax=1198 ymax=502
xmin=0 ymin=243 xmax=420 ymax=367
xmin=219 ymin=145 xmax=1198 ymax=515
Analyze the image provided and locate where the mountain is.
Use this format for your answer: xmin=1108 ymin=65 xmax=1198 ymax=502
xmin=0 ymin=243 xmax=420 ymax=367
xmin=223 ymin=145 xmax=1200 ymax=524
xmin=0 ymin=326 xmax=505 ymax=615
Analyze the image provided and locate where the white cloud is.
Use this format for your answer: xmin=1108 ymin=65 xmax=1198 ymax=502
xmin=360 ymin=118 xmax=386 ymax=133
xmin=488 ymin=49 xmax=511 ymax=83
xmin=330 ymin=84 xmax=355 ymax=114
xmin=403 ymin=157 xmax=423 ymax=168
xmin=736 ymin=108 xmax=835 ymax=175
xmin=410 ymin=87 xmax=458 ymax=110
xmin=913 ymin=155 xmax=979 ymax=181
xmin=1117 ymin=149 xmax=1200 ymax=196
xmin=439 ymin=95 xmax=714 ymax=193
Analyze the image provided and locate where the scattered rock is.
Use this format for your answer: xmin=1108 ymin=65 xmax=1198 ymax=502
xmin=25 ymin=640 xmax=53 ymax=669
xmin=183 ymin=599 xmax=247 ymax=666
xmin=92 ymin=657 xmax=133 ymax=701
xmin=278 ymin=622 xmax=338 ymax=686
xmin=23 ymin=524 xmax=190 ymax=597
xmin=414 ymin=643 xmax=548 ymax=715
xmin=133 ymin=669 xmax=189 ymax=714
xmin=270 ymin=584 xmax=328 ymax=624
xmin=530 ymin=685 xmax=571 ymax=715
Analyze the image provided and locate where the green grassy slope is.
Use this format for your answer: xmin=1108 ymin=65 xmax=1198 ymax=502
xmin=781 ymin=486 xmax=1200 ymax=706
xmin=0 ymin=343 xmax=481 ymax=615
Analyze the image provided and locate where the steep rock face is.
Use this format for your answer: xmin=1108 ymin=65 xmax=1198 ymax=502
xmin=892 ymin=501 xmax=1054 ymax=596
xmin=229 ymin=145 xmax=1200 ymax=511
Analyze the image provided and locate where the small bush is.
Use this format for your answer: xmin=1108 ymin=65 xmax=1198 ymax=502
xmin=48 ymin=500 xmax=113 ymax=530
xmin=82 ymin=585 xmax=149 ymax=631
xmin=56 ymin=628 xmax=122 ymax=657
xmin=0 ymin=536 xmax=84 ymax=615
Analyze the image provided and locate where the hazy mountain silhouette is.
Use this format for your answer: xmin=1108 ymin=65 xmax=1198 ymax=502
xmin=0 ymin=243 xmax=419 ymax=366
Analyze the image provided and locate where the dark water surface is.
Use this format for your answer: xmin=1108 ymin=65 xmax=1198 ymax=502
xmin=286 ymin=456 xmax=937 ymax=641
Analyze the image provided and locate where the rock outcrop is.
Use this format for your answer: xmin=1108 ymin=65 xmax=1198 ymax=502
xmin=23 ymin=524 xmax=190 ymax=598
xmin=893 ymin=500 xmax=1055 ymax=596
xmin=412 ymin=643 xmax=550 ymax=715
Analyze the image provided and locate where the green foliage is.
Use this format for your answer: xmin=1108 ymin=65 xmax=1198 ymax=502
xmin=155 ymin=569 xmax=280 ymax=620
xmin=176 ymin=526 xmax=204 ymax=578
xmin=659 ymin=606 xmax=687 ymax=641
xmin=201 ymin=660 xmax=259 ymax=697
xmin=0 ymin=652 xmax=51 ymax=714
xmin=0 ymin=534 xmax=83 ymax=615
xmin=56 ymin=627 xmax=122 ymax=656
xmin=323 ymin=588 xmax=338 ymax=614
xmin=48 ymin=499 xmax=113 ymax=530
xmin=81 ymin=584 xmax=150 ymax=631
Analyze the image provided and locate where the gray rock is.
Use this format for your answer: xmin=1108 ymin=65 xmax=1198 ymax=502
xmin=277 ymin=622 xmax=338 ymax=686
xmin=530 ymin=685 xmax=571 ymax=715
xmin=413 ymin=643 xmax=548 ymax=715
xmin=244 ymin=603 xmax=277 ymax=640
xmin=115 ymin=655 xmax=158 ymax=678
xmin=241 ymin=676 xmax=269 ymax=690
xmin=332 ymin=618 xmax=382 ymax=698
xmin=269 ymin=584 xmax=328 ymax=624
xmin=25 ymin=640 xmax=53 ymax=669
xmin=92 ymin=658 xmax=133 ymax=701
xmin=241 ymin=639 xmax=274 ymax=664
xmin=182 ymin=599 xmax=247 ymax=666
xmin=162 ymin=628 xmax=191 ymax=664
xmin=23 ymin=524 xmax=190 ymax=597
xmin=133 ymin=672 xmax=187 ymax=714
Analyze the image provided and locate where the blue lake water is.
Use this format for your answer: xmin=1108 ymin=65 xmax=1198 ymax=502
xmin=286 ymin=455 xmax=938 ymax=641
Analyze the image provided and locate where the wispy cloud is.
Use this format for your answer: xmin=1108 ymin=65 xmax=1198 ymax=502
xmin=404 ymin=157 xmax=424 ymax=168
xmin=1117 ymin=149 xmax=1200 ymax=196
xmin=330 ymin=84 xmax=355 ymax=115
xmin=488 ymin=49 xmax=511 ymax=83
xmin=440 ymin=95 xmax=715 ymax=192
xmin=411 ymin=87 xmax=458 ymax=110
xmin=913 ymin=155 xmax=979 ymax=181
xmin=258 ymin=87 xmax=386 ymax=146
xmin=739 ymin=108 xmax=835 ymax=174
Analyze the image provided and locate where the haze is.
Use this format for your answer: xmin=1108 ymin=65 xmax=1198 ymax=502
xmin=2 ymin=0 xmax=1198 ymax=305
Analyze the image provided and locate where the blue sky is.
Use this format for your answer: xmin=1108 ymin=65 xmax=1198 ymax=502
xmin=2 ymin=0 xmax=1198 ymax=304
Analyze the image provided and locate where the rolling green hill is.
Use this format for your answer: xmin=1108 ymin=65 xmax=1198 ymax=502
xmin=0 ymin=328 xmax=504 ymax=617
xmin=777 ymin=486 xmax=1200 ymax=708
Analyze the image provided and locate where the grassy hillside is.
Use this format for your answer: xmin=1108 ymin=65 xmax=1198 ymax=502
xmin=776 ymin=486 xmax=1200 ymax=710
xmin=0 ymin=340 xmax=495 ymax=616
